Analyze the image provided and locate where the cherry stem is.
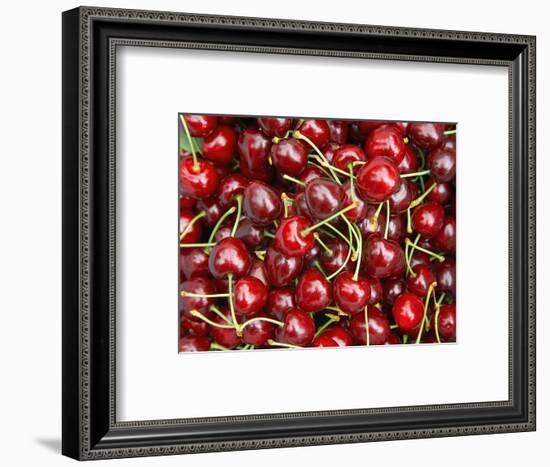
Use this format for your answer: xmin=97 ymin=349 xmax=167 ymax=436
xmin=390 ymin=324 xmax=398 ymax=330
xmin=314 ymin=314 xmax=340 ymax=338
xmin=302 ymin=202 xmax=360 ymax=236
xmin=190 ymin=309 xmax=235 ymax=329
xmin=210 ymin=342 xmax=230 ymax=351
xmin=180 ymin=242 xmax=216 ymax=248
xmin=415 ymin=282 xmax=437 ymax=344
xmin=310 ymin=155 xmax=353 ymax=181
xmin=403 ymin=334 xmax=409 ymax=344
xmin=321 ymin=222 xmax=357 ymax=256
xmin=241 ymin=317 xmax=284 ymax=329
xmin=371 ymin=202 xmax=384 ymax=231
xmin=230 ymin=195 xmax=243 ymax=237
xmin=433 ymin=292 xmax=446 ymax=344
xmin=444 ymin=129 xmax=457 ymax=135
xmin=405 ymin=234 xmax=420 ymax=276
xmin=180 ymin=211 xmax=206 ymax=242
xmin=206 ymin=206 xmax=237 ymax=248
xmin=364 ymin=305 xmax=370 ymax=346
xmin=294 ymin=130 xmax=341 ymax=184
xmin=281 ymin=192 xmax=291 ymax=218
xmin=181 ymin=291 xmax=229 ymax=298
xmin=180 ymin=115 xmax=199 ymax=171
xmin=409 ymin=182 xmax=437 ymax=209
xmin=307 ymin=159 xmax=333 ymax=178
xmin=400 ymin=169 xmax=431 ymax=179
xmin=406 ymin=207 xmax=413 ymax=234
xmin=314 ymin=233 xmax=333 ymax=256
xmin=210 ymin=305 xmax=231 ymax=324
xmin=349 ymin=163 xmax=358 ymax=202
xmin=267 ymin=339 xmax=302 ymax=349
xmin=227 ymin=273 xmax=240 ymax=335
xmin=313 ymin=260 xmax=328 ymax=278
xmin=264 ymin=231 xmax=275 ymax=239
xmin=351 ymin=222 xmax=363 ymax=280
xmin=384 ymin=200 xmax=391 ymax=240
xmin=282 ymin=174 xmax=305 ymax=186
xmin=326 ymin=237 xmax=354 ymax=281
xmin=405 ymin=238 xmax=445 ymax=262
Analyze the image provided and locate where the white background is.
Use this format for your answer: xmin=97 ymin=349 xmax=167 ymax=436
xmin=0 ymin=0 xmax=547 ymax=466
xmin=118 ymin=47 xmax=508 ymax=421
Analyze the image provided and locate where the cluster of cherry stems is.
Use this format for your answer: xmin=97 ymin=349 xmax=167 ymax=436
xmin=179 ymin=114 xmax=456 ymax=352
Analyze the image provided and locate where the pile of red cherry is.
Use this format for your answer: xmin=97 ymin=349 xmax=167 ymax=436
xmin=179 ymin=115 xmax=456 ymax=352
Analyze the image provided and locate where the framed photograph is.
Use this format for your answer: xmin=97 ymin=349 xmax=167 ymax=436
xmin=62 ymin=6 xmax=536 ymax=460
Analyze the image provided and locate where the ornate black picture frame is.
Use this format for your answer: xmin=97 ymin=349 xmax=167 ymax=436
xmin=62 ymin=6 xmax=536 ymax=460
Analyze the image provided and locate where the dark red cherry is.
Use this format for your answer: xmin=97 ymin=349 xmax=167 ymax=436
xmin=242 ymin=314 xmax=276 ymax=346
xmin=322 ymin=325 xmax=353 ymax=347
xmin=243 ymin=181 xmax=282 ymax=226
xmin=201 ymin=125 xmax=238 ymax=165
xmin=295 ymin=268 xmax=333 ymax=313
xmin=293 ymin=192 xmax=314 ymax=221
xmin=218 ymin=116 xmax=238 ymax=125
xmin=266 ymin=287 xmax=296 ymax=320
xmin=181 ymin=248 xmax=209 ymax=281
xmin=384 ymin=333 xmax=401 ymax=345
xmin=297 ymin=166 xmax=324 ymax=191
xmin=181 ymin=315 xmax=210 ymax=337
xmin=248 ymin=258 xmax=270 ymax=289
xmin=180 ymin=156 xmax=219 ymax=199
xmin=341 ymin=181 xmax=368 ymax=222
xmin=327 ymin=120 xmax=349 ymax=145
xmin=180 ymin=277 xmax=217 ymax=317
xmin=389 ymin=179 xmax=414 ymax=212
xmin=365 ymin=124 xmax=406 ymax=164
xmin=433 ymin=216 xmax=456 ymax=252
xmin=312 ymin=335 xmax=338 ymax=347
xmin=208 ymin=237 xmax=251 ymax=279
xmin=427 ymin=148 xmax=456 ymax=182
xmin=234 ymin=276 xmax=268 ymax=316
xmin=180 ymin=195 xmax=196 ymax=210
xmin=356 ymin=156 xmax=400 ymax=202
xmin=367 ymin=276 xmax=383 ymax=305
xmin=323 ymin=143 xmax=340 ymax=164
xmin=436 ymin=304 xmax=456 ymax=341
xmin=214 ymin=223 xmax=232 ymax=243
xmin=426 ymin=179 xmax=452 ymax=205
xmin=304 ymin=242 xmax=322 ymax=268
xmin=332 ymin=144 xmax=366 ymax=172
xmin=382 ymin=278 xmax=405 ymax=305
xmin=409 ymin=123 xmax=445 ymax=151
xmin=180 ymin=210 xmax=203 ymax=243
xmin=363 ymin=234 xmax=405 ymax=279
xmin=283 ymin=309 xmax=315 ymax=346
xmin=210 ymin=307 xmax=241 ymax=349
xmin=436 ymin=258 xmax=456 ymax=296
xmin=233 ymin=219 xmax=263 ymax=250
xmin=217 ymin=174 xmax=249 ymax=209
xmin=442 ymin=133 xmax=456 ymax=150
xmin=273 ymin=216 xmax=314 ymax=257
xmin=350 ymin=306 xmax=391 ymax=345
xmin=319 ymin=238 xmax=350 ymax=274
xmin=356 ymin=121 xmax=383 ymax=136
xmin=358 ymin=204 xmax=384 ymax=238
xmin=406 ymin=264 xmax=436 ymax=297
xmin=238 ymin=128 xmax=272 ymax=183
xmin=410 ymin=250 xmax=431 ymax=269
xmin=196 ymin=197 xmax=222 ymax=227
xmin=334 ymin=272 xmax=371 ymax=315
xmin=264 ymin=247 xmax=303 ymax=288
xmin=183 ymin=115 xmax=218 ymax=137
xmin=305 ymin=178 xmax=343 ymax=219
xmin=411 ymin=202 xmax=445 ymax=238
xmin=392 ymin=292 xmax=424 ymax=333
xmin=271 ymin=138 xmax=308 ymax=176
xmin=386 ymin=214 xmax=406 ymax=243
xmin=395 ymin=122 xmax=410 ymax=135
xmin=397 ymin=145 xmax=420 ymax=174
xmin=179 ymin=335 xmax=211 ymax=352
xmin=297 ymin=119 xmax=330 ymax=147
xmin=213 ymin=164 xmax=232 ymax=180
xmin=257 ymin=117 xmax=293 ymax=137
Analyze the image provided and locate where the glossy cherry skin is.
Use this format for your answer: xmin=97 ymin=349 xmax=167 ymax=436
xmin=327 ymin=120 xmax=349 ymax=145
xmin=426 ymin=179 xmax=452 ymax=205
xmin=323 ymin=143 xmax=340 ymax=164
xmin=322 ymin=325 xmax=353 ymax=347
xmin=273 ymin=215 xmax=314 ymax=257
xmin=180 ymin=277 xmax=217 ymax=317
xmin=319 ymin=238 xmax=350 ymax=274
xmin=305 ymin=178 xmax=343 ymax=219
xmin=237 ymin=128 xmax=273 ymax=183
xmin=266 ymin=287 xmax=296 ymax=320
xmin=297 ymin=166 xmax=324 ymax=191
xmin=257 ymin=117 xmax=293 ymax=137
xmin=312 ymin=335 xmax=339 ymax=347
xmin=350 ymin=306 xmax=391 ymax=345
xmin=394 ymin=122 xmax=410 ymax=135
xmin=181 ymin=315 xmax=210 ymax=337
xmin=297 ymin=119 xmax=330 ymax=148
xmin=210 ymin=307 xmax=241 ymax=349
xmin=384 ymin=333 xmax=402 ymax=345
xmin=304 ymin=242 xmax=322 ymax=268
xmin=295 ymin=268 xmax=333 ymax=313
xmin=242 ymin=314 xmax=276 ymax=346
xmin=356 ymin=121 xmax=383 ymax=137
xmin=214 ymin=223 xmax=232 ymax=243
xmin=436 ymin=258 xmax=456 ymax=296
xmin=358 ymin=204 xmax=384 ymax=238
xmin=283 ymin=309 xmax=316 ymax=346
xmin=356 ymin=156 xmax=400 ymax=202
xmin=179 ymin=335 xmax=211 ymax=352
xmin=427 ymin=147 xmax=456 ymax=182
xmin=409 ymin=123 xmax=445 ymax=151
xmin=442 ymin=133 xmax=456 ymax=150
xmin=271 ymin=138 xmax=308 ymax=176
xmin=341 ymin=181 xmax=368 ymax=222
xmin=233 ymin=275 xmax=268 ymax=316
xmin=382 ymin=278 xmax=405 ymax=305
xmin=208 ymin=237 xmax=251 ymax=279
xmin=332 ymin=144 xmax=366 ymax=172
xmin=410 ymin=250 xmax=431 ymax=269
xmin=392 ymin=292 xmax=424 ymax=333
xmin=365 ymin=124 xmax=406 ymax=164
xmin=234 ymin=219 xmax=264 ymax=250
xmin=264 ymin=247 xmax=303 ymax=288
xmin=389 ymin=179 xmax=414 ymax=212
xmin=181 ymin=248 xmax=209 ymax=281
xmin=180 ymin=156 xmax=219 ymax=199
xmin=433 ymin=216 xmax=456 ymax=252
xmin=248 ymin=258 xmax=270 ymax=289
xmin=180 ymin=209 xmax=203 ymax=243
xmin=180 ymin=195 xmax=196 ymax=210
xmin=363 ymin=234 xmax=405 ymax=279
xmin=183 ymin=115 xmax=218 ymax=137
xmin=196 ymin=197 xmax=222 ymax=226
xmin=436 ymin=304 xmax=456 ymax=341
xmin=293 ymin=192 xmax=314 ymax=221
xmin=201 ymin=125 xmax=238 ymax=165
xmin=411 ymin=202 xmax=445 ymax=238
xmin=333 ymin=272 xmax=371 ymax=315
xmin=367 ymin=276 xmax=383 ymax=305
xmin=397 ymin=145 xmax=420 ymax=174
xmin=243 ymin=181 xmax=282 ymax=226
xmin=217 ymin=174 xmax=249 ymax=209
xmin=407 ymin=264 xmax=436 ymax=297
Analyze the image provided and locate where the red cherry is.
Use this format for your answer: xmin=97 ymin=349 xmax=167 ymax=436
xmin=201 ymin=125 xmax=238 ymax=165
xmin=242 ymin=314 xmax=276 ymax=346
xmin=436 ymin=258 xmax=456 ymax=296
xmin=426 ymin=179 xmax=452 ymax=205
xmin=181 ymin=314 xmax=210 ymax=337
xmin=180 ymin=277 xmax=217 ymax=317
xmin=356 ymin=121 xmax=383 ymax=137
xmin=180 ymin=248 xmax=209 ymax=281
xmin=382 ymin=278 xmax=405 ymax=305
xmin=322 ymin=325 xmax=353 ymax=347
xmin=384 ymin=333 xmax=401 ymax=345
xmin=392 ymin=292 xmax=424 ymax=333
xmin=305 ymin=178 xmax=343 ymax=219
xmin=196 ymin=197 xmax=222 ymax=226
xmin=356 ymin=156 xmax=400 ymax=202
xmin=264 ymin=247 xmax=303 ymax=288
xmin=367 ymin=276 xmax=383 ymax=305
xmin=179 ymin=210 xmax=203 ymax=243
xmin=273 ymin=215 xmax=315 ymax=257
xmin=327 ymin=120 xmax=349 ymax=145
xmin=323 ymin=143 xmax=340 ymax=163
xmin=248 ymin=258 xmax=270 ymax=289
xmin=363 ymin=234 xmax=405 ymax=279
xmin=411 ymin=202 xmax=445 ymax=238
xmin=210 ymin=307 xmax=241 ymax=349
xmin=410 ymin=250 xmax=431 ymax=269
xmin=389 ymin=180 xmax=414 ymax=212
xmin=312 ymin=335 xmax=339 ymax=347
xmin=395 ymin=122 xmax=410 ymax=135
xmin=217 ymin=174 xmax=249 ymax=209
xmin=234 ymin=219 xmax=265 ymax=250
xmin=350 ymin=306 xmax=391 ymax=345
xmin=432 ymin=216 xmax=456 ymax=252
xmin=183 ymin=115 xmax=218 ymax=137
xmin=319 ymin=238 xmax=350 ymax=274
xmin=243 ymin=181 xmax=282 ymax=226
xmin=397 ymin=145 xmax=420 ymax=174
xmin=234 ymin=276 xmax=268 ymax=316
xmin=295 ymin=268 xmax=333 ymax=313
xmin=208 ymin=237 xmax=251 ymax=279
xmin=270 ymin=138 xmax=308 ymax=176
xmin=257 ymin=117 xmax=293 ymax=137
xmin=297 ymin=166 xmax=324 ymax=191
xmin=409 ymin=123 xmax=445 ymax=150
xmin=293 ymin=192 xmax=314 ymax=221
xmin=180 ymin=156 xmax=219 ymax=199
xmin=333 ymin=272 xmax=371 ymax=315
xmin=436 ymin=304 xmax=456 ymax=341
xmin=332 ymin=144 xmax=366 ymax=172
xmin=427 ymin=148 xmax=456 ymax=182
xmin=341 ymin=181 xmax=368 ymax=222
xmin=283 ymin=309 xmax=315 ymax=346
xmin=179 ymin=335 xmax=211 ymax=352
xmin=266 ymin=287 xmax=296 ymax=320
xmin=218 ymin=116 xmax=238 ymax=125
xmin=365 ymin=124 xmax=406 ymax=164
xmin=297 ymin=119 xmax=330 ymax=147
xmin=406 ymin=264 xmax=436 ymax=297
xmin=238 ymin=128 xmax=272 ymax=183
xmin=180 ymin=195 xmax=196 ymax=210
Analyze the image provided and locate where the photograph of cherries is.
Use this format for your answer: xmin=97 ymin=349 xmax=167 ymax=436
xmin=179 ymin=115 xmax=456 ymax=353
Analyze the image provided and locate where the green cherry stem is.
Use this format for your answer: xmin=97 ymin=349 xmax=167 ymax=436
xmin=307 ymin=159 xmax=333 ymax=178
xmin=444 ymin=129 xmax=457 ymax=135
xmin=352 ymin=223 xmax=363 ymax=280
xmin=190 ymin=310 xmax=234 ymax=329
xmin=327 ymin=238 xmax=354 ymax=281
xmin=180 ymin=242 xmax=216 ymax=248
xmin=301 ymin=202 xmax=360 ymax=236
xmin=181 ymin=291 xmax=229 ymax=298
xmin=267 ymin=339 xmax=302 ymax=349
xmin=400 ymin=169 xmax=431 ymax=179
xmin=282 ymin=174 xmax=305 ymax=187
xmin=321 ymin=222 xmax=357 ymax=256
xmin=409 ymin=183 xmax=437 ymax=209
xmin=364 ymin=305 xmax=370 ymax=346
xmin=206 ymin=206 xmax=237 ymax=250
xmin=255 ymin=250 xmax=266 ymax=261
xmin=405 ymin=238 xmax=445 ymax=262
xmin=179 ymin=114 xmax=199 ymax=171
xmin=210 ymin=342 xmax=230 ymax=351
xmin=314 ymin=314 xmax=340 ymax=339
xmin=230 ymin=195 xmax=243 ymax=237
xmin=415 ymin=282 xmax=437 ymax=344
xmin=384 ymin=200 xmax=391 ymax=240
xmin=281 ymin=192 xmax=293 ymax=218
xmin=314 ymin=233 xmax=333 ymax=256
xmin=180 ymin=211 xmax=206 ymax=242
xmin=371 ymin=202 xmax=385 ymax=231
xmin=227 ymin=273 xmax=240 ymax=334
xmin=313 ymin=260 xmax=328 ymax=278
xmin=294 ymin=130 xmax=341 ymax=184
xmin=405 ymin=234 xmax=420 ymax=276
xmin=210 ymin=305 xmax=232 ymax=324
xmin=349 ymin=163 xmax=358 ymax=202
xmin=309 ymin=155 xmax=352 ymax=181
xmin=264 ymin=231 xmax=275 ymax=239
xmin=406 ymin=207 xmax=413 ymax=234
xmin=433 ymin=292 xmax=446 ymax=344
xmin=241 ymin=316 xmax=284 ymax=329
